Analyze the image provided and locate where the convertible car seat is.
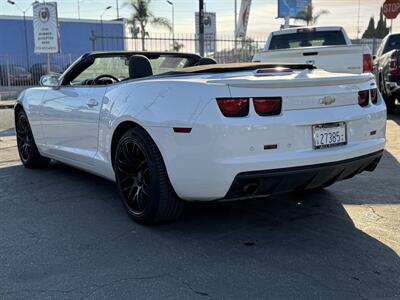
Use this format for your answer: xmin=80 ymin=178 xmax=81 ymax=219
xmin=194 ymin=57 xmax=218 ymax=66
xmin=129 ymin=55 xmax=153 ymax=79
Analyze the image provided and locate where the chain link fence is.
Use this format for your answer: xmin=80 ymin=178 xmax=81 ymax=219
xmin=0 ymin=34 xmax=383 ymax=99
xmin=90 ymin=32 xmax=266 ymax=64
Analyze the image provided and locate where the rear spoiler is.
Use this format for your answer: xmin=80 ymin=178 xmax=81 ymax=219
xmin=171 ymin=62 xmax=315 ymax=75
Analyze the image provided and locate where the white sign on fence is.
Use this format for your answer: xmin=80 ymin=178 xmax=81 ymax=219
xmin=195 ymin=12 xmax=217 ymax=53
xmin=33 ymin=2 xmax=60 ymax=53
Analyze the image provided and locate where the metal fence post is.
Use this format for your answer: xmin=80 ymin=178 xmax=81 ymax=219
xmin=90 ymin=30 xmax=96 ymax=51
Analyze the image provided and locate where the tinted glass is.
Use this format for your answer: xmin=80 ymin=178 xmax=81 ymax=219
xmin=269 ymin=31 xmax=347 ymax=50
xmin=383 ymin=35 xmax=400 ymax=54
xmin=72 ymin=55 xmax=191 ymax=85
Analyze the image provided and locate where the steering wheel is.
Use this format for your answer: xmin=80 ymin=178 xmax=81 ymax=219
xmin=92 ymin=74 xmax=120 ymax=85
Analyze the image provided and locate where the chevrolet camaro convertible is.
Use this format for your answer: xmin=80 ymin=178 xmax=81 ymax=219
xmin=15 ymin=51 xmax=386 ymax=224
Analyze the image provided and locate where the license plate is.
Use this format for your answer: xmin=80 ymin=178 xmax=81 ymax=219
xmin=312 ymin=122 xmax=347 ymax=149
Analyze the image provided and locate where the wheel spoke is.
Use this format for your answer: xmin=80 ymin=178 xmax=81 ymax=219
xmin=142 ymin=183 xmax=151 ymax=197
xmin=117 ymin=139 xmax=152 ymax=214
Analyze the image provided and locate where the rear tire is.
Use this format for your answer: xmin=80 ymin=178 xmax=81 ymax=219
xmin=114 ymin=127 xmax=184 ymax=225
xmin=15 ymin=110 xmax=50 ymax=168
xmin=380 ymin=76 xmax=396 ymax=114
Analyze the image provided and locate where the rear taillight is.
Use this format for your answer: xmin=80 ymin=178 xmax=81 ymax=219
xmin=390 ymin=52 xmax=398 ymax=75
xmin=358 ymin=90 xmax=369 ymax=107
xmin=253 ymin=97 xmax=282 ymax=116
xmin=363 ymin=54 xmax=373 ymax=73
xmin=216 ymin=98 xmax=249 ymax=117
xmin=371 ymin=88 xmax=378 ymax=104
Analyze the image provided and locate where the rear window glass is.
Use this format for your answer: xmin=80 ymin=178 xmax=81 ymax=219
xmin=383 ymin=35 xmax=400 ymax=54
xmin=269 ymin=31 xmax=346 ymax=50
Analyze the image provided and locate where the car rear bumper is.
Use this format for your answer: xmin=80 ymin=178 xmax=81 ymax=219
xmin=224 ymin=150 xmax=383 ymax=199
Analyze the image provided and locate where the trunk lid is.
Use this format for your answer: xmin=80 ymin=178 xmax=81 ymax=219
xmin=207 ymin=69 xmax=374 ymax=111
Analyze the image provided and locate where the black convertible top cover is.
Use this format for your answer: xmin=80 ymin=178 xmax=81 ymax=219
xmin=173 ymin=62 xmax=315 ymax=74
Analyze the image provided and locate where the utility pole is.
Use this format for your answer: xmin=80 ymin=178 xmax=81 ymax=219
xmin=116 ymin=0 xmax=119 ymax=19
xmin=199 ymin=0 xmax=205 ymax=57
xmin=357 ymin=0 xmax=361 ymax=39
xmin=234 ymin=0 xmax=237 ymax=51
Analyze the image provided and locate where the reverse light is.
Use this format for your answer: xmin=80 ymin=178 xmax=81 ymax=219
xmin=253 ymin=97 xmax=282 ymax=116
xmin=216 ymin=98 xmax=249 ymax=117
xmin=358 ymin=90 xmax=369 ymax=107
xmin=370 ymin=88 xmax=378 ymax=104
xmin=363 ymin=54 xmax=373 ymax=73
xmin=390 ymin=52 xmax=398 ymax=75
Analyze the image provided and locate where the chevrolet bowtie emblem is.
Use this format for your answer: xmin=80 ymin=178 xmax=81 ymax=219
xmin=320 ymin=96 xmax=336 ymax=105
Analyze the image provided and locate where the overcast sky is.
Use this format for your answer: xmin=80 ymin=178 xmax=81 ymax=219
xmin=0 ymin=0 xmax=399 ymax=39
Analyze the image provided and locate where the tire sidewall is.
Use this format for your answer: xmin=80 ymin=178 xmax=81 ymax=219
xmin=114 ymin=129 xmax=162 ymax=223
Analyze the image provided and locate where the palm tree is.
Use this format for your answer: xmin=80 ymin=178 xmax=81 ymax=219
xmin=125 ymin=0 xmax=172 ymax=50
xmin=295 ymin=4 xmax=329 ymax=26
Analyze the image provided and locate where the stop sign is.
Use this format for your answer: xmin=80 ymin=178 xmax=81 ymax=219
xmin=383 ymin=0 xmax=400 ymax=19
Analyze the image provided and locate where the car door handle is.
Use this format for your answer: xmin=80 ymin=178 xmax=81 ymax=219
xmin=86 ymin=99 xmax=99 ymax=108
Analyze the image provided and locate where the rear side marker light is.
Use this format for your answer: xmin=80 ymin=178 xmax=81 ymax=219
xmin=358 ymin=90 xmax=369 ymax=107
xmin=216 ymin=98 xmax=249 ymax=117
xmin=253 ymin=97 xmax=282 ymax=116
xmin=173 ymin=127 xmax=192 ymax=133
xmin=363 ymin=54 xmax=373 ymax=73
xmin=371 ymin=88 xmax=378 ymax=104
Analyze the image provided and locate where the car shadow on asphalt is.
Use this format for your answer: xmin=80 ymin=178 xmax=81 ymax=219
xmin=0 ymin=147 xmax=399 ymax=298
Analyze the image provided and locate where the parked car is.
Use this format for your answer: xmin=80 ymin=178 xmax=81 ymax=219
xmin=15 ymin=51 xmax=386 ymax=224
xmin=30 ymin=63 xmax=64 ymax=85
xmin=0 ymin=64 xmax=31 ymax=86
xmin=373 ymin=33 xmax=400 ymax=113
xmin=253 ymin=26 xmax=373 ymax=74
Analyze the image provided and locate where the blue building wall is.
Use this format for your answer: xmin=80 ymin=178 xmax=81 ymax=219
xmin=0 ymin=16 xmax=125 ymax=68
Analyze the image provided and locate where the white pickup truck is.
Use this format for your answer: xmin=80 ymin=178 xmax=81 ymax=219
xmin=253 ymin=26 xmax=373 ymax=74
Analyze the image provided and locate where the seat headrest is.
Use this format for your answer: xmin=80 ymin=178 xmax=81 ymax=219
xmin=129 ymin=55 xmax=153 ymax=79
xmin=195 ymin=57 xmax=218 ymax=66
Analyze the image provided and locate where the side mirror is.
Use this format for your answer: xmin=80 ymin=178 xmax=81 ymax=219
xmin=40 ymin=74 xmax=60 ymax=88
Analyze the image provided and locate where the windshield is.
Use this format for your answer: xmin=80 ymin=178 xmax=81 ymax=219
xmin=269 ymin=30 xmax=347 ymax=50
xmin=71 ymin=54 xmax=193 ymax=85
xmin=383 ymin=35 xmax=400 ymax=54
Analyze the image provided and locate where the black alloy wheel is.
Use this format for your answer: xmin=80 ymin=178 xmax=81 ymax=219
xmin=15 ymin=110 xmax=50 ymax=168
xmin=115 ymin=127 xmax=184 ymax=224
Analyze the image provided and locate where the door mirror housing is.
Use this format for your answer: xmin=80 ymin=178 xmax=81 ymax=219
xmin=40 ymin=74 xmax=60 ymax=88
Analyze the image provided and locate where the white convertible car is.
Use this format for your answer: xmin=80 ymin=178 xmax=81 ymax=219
xmin=15 ymin=51 xmax=386 ymax=224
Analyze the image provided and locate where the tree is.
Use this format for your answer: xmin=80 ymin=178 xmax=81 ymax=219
xmin=361 ymin=8 xmax=389 ymax=39
xmin=125 ymin=0 xmax=172 ymax=50
xmin=362 ymin=17 xmax=376 ymax=39
xmin=171 ymin=40 xmax=184 ymax=52
xmin=295 ymin=4 xmax=329 ymax=26
xmin=375 ymin=8 xmax=390 ymax=38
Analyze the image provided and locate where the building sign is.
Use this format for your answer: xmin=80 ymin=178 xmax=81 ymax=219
xmin=33 ymin=2 xmax=60 ymax=53
xmin=195 ymin=12 xmax=217 ymax=53
xmin=278 ymin=0 xmax=311 ymax=18
xmin=236 ymin=0 xmax=252 ymax=39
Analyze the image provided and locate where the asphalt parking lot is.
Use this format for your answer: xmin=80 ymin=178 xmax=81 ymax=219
xmin=0 ymin=108 xmax=399 ymax=299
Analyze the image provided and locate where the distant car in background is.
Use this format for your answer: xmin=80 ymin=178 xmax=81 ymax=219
xmin=373 ymin=33 xmax=400 ymax=113
xmin=0 ymin=64 xmax=31 ymax=86
xmin=30 ymin=63 xmax=64 ymax=85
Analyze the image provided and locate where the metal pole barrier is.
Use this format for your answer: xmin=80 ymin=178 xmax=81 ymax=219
xmin=23 ymin=11 xmax=30 ymax=69
xmin=199 ymin=0 xmax=205 ymax=56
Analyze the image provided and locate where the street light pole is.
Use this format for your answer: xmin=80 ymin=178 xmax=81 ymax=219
xmin=166 ymin=1 xmax=174 ymax=49
xmin=116 ymin=0 xmax=120 ymax=19
xmin=7 ymin=0 xmax=31 ymax=69
xmin=100 ymin=6 xmax=112 ymax=50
